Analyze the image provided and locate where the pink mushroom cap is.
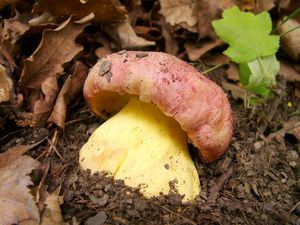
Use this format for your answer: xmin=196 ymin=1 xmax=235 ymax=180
xmin=83 ymin=51 xmax=233 ymax=162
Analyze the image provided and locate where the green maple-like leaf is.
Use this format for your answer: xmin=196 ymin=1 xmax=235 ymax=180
xmin=239 ymin=54 xmax=279 ymax=96
xmin=212 ymin=6 xmax=280 ymax=63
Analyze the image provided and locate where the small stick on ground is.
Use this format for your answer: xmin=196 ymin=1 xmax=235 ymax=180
xmin=37 ymin=130 xmax=59 ymax=160
xmin=47 ymin=137 xmax=63 ymax=160
xmin=35 ymin=160 xmax=50 ymax=203
xmin=254 ymin=121 xmax=300 ymax=150
xmin=208 ymin=166 xmax=234 ymax=203
xmin=257 ymin=95 xmax=282 ymax=135
xmin=152 ymin=202 xmax=197 ymax=225
xmin=289 ymin=201 xmax=300 ymax=213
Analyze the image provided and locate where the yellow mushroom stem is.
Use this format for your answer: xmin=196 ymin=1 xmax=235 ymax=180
xmin=79 ymin=97 xmax=200 ymax=202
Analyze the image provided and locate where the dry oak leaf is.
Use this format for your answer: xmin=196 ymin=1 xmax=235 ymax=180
xmin=0 ymin=64 xmax=13 ymax=103
xmin=35 ymin=0 xmax=127 ymax=24
xmin=279 ymin=60 xmax=300 ymax=82
xmin=184 ymin=39 xmax=224 ymax=61
xmin=159 ymin=0 xmax=198 ymax=32
xmin=161 ymin=20 xmax=179 ymax=55
xmin=19 ymin=18 xmax=86 ymax=90
xmin=0 ymin=144 xmax=40 ymax=225
xmin=0 ymin=0 xmax=18 ymax=10
xmin=102 ymin=16 xmax=155 ymax=49
xmin=256 ymin=0 xmax=276 ymax=11
xmin=222 ymin=81 xmax=246 ymax=100
xmin=32 ymin=76 xmax=59 ymax=126
xmin=40 ymin=188 xmax=67 ymax=225
xmin=284 ymin=117 xmax=300 ymax=141
xmin=197 ymin=0 xmax=234 ymax=38
xmin=278 ymin=19 xmax=300 ymax=61
xmin=1 ymin=17 xmax=29 ymax=44
xmin=48 ymin=61 xmax=88 ymax=129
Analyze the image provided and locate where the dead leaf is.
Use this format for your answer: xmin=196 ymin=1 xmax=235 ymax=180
xmin=35 ymin=0 xmax=127 ymax=24
xmin=184 ymin=39 xmax=224 ymax=61
xmin=197 ymin=0 xmax=234 ymax=38
xmin=284 ymin=117 xmax=300 ymax=141
xmin=159 ymin=0 xmax=198 ymax=32
xmin=295 ymin=83 xmax=300 ymax=98
xmin=102 ymin=16 xmax=155 ymax=49
xmin=202 ymin=54 xmax=230 ymax=66
xmin=0 ymin=0 xmax=18 ymax=10
xmin=0 ymin=42 xmax=16 ymax=73
xmin=19 ymin=18 xmax=86 ymax=89
xmin=278 ymin=0 xmax=300 ymax=22
xmin=134 ymin=26 xmax=162 ymax=41
xmin=40 ymin=188 xmax=67 ymax=225
xmin=94 ymin=35 xmax=113 ymax=58
xmin=48 ymin=61 xmax=88 ymax=129
xmin=161 ymin=20 xmax=179 ymax=55
xmin=238 ymin=0 xmax=255 ymax=11
xmin=0 ymin=64 xmax=13 ymax=103
xmin=0 ymin=144 xmax=40 ymax=225
xmin=222 ymin=81 xmax=245 ymax=100
xmin=226 ymin=63 xmax=240 ymax=81
xmin=1 ymin=17 xmax=29 ymax=44
xmin=256 ymin=0 xmax=275 ymax=11
xmin=279 ymin=60 xmax=300 ymax=82
xmin=29 ymin=12 xmax=59 ymax=26
xmin=32 ymin=76 xmax=59 ymax=126
xmin=19 ymin=18 xmax=86 ymax=125
xmin=278 ymin=19 xmax=300 ymax=61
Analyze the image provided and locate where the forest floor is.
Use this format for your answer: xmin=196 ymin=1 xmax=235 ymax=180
xmin=1 ymin=0 xmax=300 ymax=224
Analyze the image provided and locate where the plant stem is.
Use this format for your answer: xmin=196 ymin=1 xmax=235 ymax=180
xmin=279 ymin=25 xmax=300 ymax=37
xmin=202 ymin=63 xmax=226 ymax=75
xmin=272 ymin=7 xmax=300 ymax=33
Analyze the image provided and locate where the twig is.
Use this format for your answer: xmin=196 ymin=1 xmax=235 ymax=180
xmin=47 ymin=137 xmax=62 ymax=160
xmin=65 ymin=115 xmax=94 ymax=126
xmin=37 ymin=130 xmax=59 ymax=160
xmin=152 ymin=202 xmax=197 ymax=225
xmin=35 ymin=160 xmax=50 ymax=203
xmin=254 ymin=120 xmax=300 ymax=150
xmin=289 ymin=201 xmax=300 ymax=213
xmin=257 ymin=95 xmax=282 ymax=135
xmin=208 ymin=166 xmax=234 ymax=203
xmin=267 ymin=120 xmax=300 ymax=141
xmin=0 ymin=128 xmax=25 ymax=145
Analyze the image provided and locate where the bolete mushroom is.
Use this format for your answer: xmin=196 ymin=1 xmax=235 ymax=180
xmin=80 ymin=51 xmax=233 ymax=202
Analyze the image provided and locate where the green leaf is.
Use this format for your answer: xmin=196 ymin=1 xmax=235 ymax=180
xmin=212 ymin=6 xmax=280 ymax=63
xmin=239 ymin=54 xmax=279 ymax=96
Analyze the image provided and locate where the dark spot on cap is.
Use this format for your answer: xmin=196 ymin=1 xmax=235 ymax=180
xmin=136 ymin=52 xmax=149 ymax=58
xmin=99 ymin=59 xmax=112 ymax=77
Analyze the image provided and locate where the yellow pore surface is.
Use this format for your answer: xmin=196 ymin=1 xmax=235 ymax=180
xmin=79 ymin=97 xmax=200 ymax=202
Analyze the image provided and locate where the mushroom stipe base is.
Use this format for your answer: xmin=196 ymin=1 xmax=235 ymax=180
xmin=79 ymin=97 xmax=200 ymax=202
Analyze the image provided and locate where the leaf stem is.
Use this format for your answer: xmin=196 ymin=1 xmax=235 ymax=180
xmin=202 ymin=63 xmax=226 ymax=75
xmin=272 ymin=7 xmax=300 ymax=33
xmin=279 ymin=25 xmax=300 ymax=37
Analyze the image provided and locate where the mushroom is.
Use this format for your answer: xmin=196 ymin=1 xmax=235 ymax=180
xmin=80 ymin=51 xmax=233 ymax=202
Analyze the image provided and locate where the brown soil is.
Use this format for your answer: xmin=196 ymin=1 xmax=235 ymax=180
xmin=1 ymin=72 xmax=299 ymax=225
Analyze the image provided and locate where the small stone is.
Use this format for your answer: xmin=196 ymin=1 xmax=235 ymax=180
xmin=85 ymin=211 xmax=107 ymax=225
xmin=98 ymin=194 xmax=109 ymax=206
xmin=246 ymin=207 xmax=253 ymax=214
xmin=104 ymin=184 xmax=111 ymax=192
xmin=118 ymin=50 xmax=127 ymax=55
xmin=289 ymin=161 xmax=297 ymax=167
xmin=254 ymin=141 xmax=264 ymax=150
xmin=287 ymin=150 xmax=299 ymax=161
